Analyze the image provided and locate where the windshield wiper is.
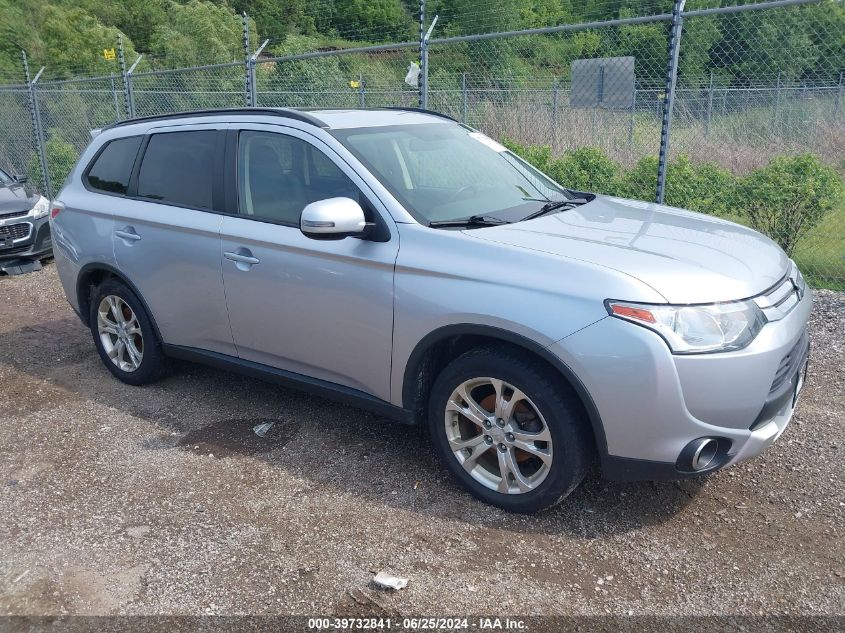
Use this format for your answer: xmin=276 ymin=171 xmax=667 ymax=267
xmin=521 ymin=197 xmax=589 ymax=221
xmin=428 ymin=214 xmax=510 ymax=228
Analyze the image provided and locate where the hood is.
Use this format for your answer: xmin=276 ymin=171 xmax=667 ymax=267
xmin=0 ymin=183 xmax=39 ymax=215
xmin=465 ymin=195 xmax=789 ymax=304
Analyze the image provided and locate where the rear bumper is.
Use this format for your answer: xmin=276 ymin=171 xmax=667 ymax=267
xmin=550 ymin=285 xmax=812 ymax=481
xmin=0 ymin=215 xmax=52 ymax=261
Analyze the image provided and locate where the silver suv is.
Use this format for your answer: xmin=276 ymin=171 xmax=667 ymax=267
xmin=51 ymin=108 xmax=811 ymax=512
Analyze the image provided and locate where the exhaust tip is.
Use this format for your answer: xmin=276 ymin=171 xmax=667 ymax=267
xmin=690 ymin=438 xmax=719 ymax=471
xmin=678 ymin=437 xmax=728 ymax=473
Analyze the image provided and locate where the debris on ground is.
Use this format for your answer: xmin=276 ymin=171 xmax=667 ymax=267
xmin=372 ymin=572 xmax=408 ymax=591
xmin=252 ymin=421 xmax=275 ymax=437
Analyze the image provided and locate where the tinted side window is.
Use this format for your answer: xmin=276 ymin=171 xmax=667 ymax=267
xmin=238 ymin=131 xmax=362 ymax=225
xmin=137 ymin=131 xmax=216 ymax=210
xmin=86 ymin=136 xmax=142 ymax=194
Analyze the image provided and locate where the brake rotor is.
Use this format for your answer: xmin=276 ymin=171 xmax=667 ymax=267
xmin=478 ymin=393 xmax=536 ymax=463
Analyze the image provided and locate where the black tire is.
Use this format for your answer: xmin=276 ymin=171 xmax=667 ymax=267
xmin=89 ymin=278 xmax=165 ymax=386
xmin=428 ymin=346 xmax=592 ymax=513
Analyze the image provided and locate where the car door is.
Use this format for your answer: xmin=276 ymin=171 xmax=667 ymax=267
xmin=112 ymin=124 xmax=236 ymax=356
xmin=219 ymin=125 xmax=399 ymax=401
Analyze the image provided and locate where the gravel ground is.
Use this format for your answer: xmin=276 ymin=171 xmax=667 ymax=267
xmin=0 ymin=264 xmax=843 ymax=621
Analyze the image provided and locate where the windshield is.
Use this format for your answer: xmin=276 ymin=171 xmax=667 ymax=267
xmin=331 ymin=123 xmax=572 ymax=225
xmin=0 ymin=169 xmax=12 ymax=185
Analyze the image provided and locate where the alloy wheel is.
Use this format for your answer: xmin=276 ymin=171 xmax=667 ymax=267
xmin=444 ymin=377 xmax=553 ymax=494
xmin=97 ymin=295 xmax=143 ymax=372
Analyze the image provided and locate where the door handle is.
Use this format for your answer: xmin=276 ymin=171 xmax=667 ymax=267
xmin=115 ymin=228 xmax=141 ymax=242
xmin=224 ymin=251 xmax=260 ymax=266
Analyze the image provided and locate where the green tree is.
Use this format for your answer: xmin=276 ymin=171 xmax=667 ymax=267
xmin=330 ymin=0 xmax=413 ymax=41
xmin=0 ymin=0 xmax=136 ymax=80
xmin=149 ymin=0 xmax=253 ymax=68
xmin=71 ymin=0 xmax=167 ymax=52
xmin=231 ymin=0 xmax=308 ymax=42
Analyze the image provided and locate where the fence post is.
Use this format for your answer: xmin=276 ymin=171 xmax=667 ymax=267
xmin=461 ymin=73 xmax=468 ymax=123
xmin=773 ymin=71 xmax=782 ymax=133
xmin=250 ymin=39 xmax=269 ymax=108
xmin=22 ymin=51 xmax=52 ymax=200
xmin=110 ymin=75 xmax=121 ymax=121
xmin=419 ymin=10 xmax=438 ymax=110
xmin=419 ymin=0 xmax=425 ymax=108
xmin=551 ymin=79 xmax=561 ymax=150
xmin=118 ymin=34 xmax=132 ymax=120
xmin=358 ymin=73 xmax=365 ymax=108
xmin=118 ymin=32 xmax=142 ymax=120
xmin=123 ymin=54 xmax=142 ymax=119
xmin=705 ymin=69 xmax=713 ymax=137
xmin=834 ymin=71 xmax=843 ymax=118
xmin=243 ymin=12 xmax=252 ymax=106
xmin=655 ymin=0 xmax=685 ymax=205
xmin=628 ymin=84 xmax=637 ymax=151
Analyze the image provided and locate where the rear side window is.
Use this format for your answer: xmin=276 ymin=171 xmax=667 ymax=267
xmin=86 ymin=136 xmax=142 ymax=194
xmin=137 ymin=131 xmax=216 ymax=210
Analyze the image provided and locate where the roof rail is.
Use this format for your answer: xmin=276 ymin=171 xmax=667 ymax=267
xmin=375 ymin=106 xmax=458 ymax=122
xmin=102 ymin=108 xmax=328 ymax=131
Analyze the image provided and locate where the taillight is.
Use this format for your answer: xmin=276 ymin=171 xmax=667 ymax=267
xmin=50 ymin=207 xmax=61 ymax=219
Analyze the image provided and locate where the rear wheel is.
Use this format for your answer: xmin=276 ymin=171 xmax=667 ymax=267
xmin=428 ymin=347 xmax=591 ymax=513
xmin=89 ymin=279 xmax=165 ymax=385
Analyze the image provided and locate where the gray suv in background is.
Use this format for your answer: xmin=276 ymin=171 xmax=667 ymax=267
xmin=0 ymin=167 xmax=51 ymax=264
xmin=50 ymin=108 xmax=811 ymax=512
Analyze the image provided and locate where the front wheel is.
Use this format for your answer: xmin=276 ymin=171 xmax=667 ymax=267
xmin=428 ymin=347 xmax=592 ymax=513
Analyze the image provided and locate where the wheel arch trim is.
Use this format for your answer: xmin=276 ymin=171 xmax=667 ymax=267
xmin=401 ymin=323 xmax=609 ymax=461
xmin=76 ymin=262 xmax=164 ymax=343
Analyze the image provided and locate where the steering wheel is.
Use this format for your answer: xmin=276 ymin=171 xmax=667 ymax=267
xmin=447 ymin=183 xmax=480 ymax=202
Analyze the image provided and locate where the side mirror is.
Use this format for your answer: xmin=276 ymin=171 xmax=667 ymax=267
xmin=300 ymin=197 xmax=367 ymax=240
xmin=13 ymin=174 xmax=27 ymax=184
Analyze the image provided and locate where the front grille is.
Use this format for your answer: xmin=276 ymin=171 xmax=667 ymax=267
xmin=0 ymin=222 xmax=30 ymax=241
xmin=753 ymin=266 xmax=806 ymax=322
xmin=0 ymin=209 xmax=28 ymax=220
xmin=769 ymin=330 xmax=809 ymax=395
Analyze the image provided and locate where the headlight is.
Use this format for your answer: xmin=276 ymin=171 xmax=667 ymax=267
xmin=606 ymin=299 xmax=766 ymax=354
xmin=30 ymin=195 xmax=49 ymax=219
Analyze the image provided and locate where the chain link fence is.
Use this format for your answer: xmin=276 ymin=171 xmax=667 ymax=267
xmin=255 ymin=44 xmax=421 ymax=109
xmin=131 ymin=62 xmax=247 ymax=117
xmin=35 ymin=76 xmax=127 ymax=191
xmin=0 ymin=86 xmax=36 ymax=184
xmin=426 ymin=28 xmax=669 ymax=165
xmin=2 ymin=0 xmax=843 ymax=287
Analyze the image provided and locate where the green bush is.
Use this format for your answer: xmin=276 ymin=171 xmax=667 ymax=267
xmin=732 ymin=154 xmax=843 ymax=256
xmin=502 ymin=139 xmax=554 ymax=174
xmin=503 ymin=141 xmax=621 ymax=195
xmin=504 ymin=142 xmax=844 ymax=260
xmin=618 ymin=155 xmax=736 ymax=218
xmin=553 ymin=147 xmax=621 ymax=195
xmin=617 ymin=156 xmax=658 ymax=201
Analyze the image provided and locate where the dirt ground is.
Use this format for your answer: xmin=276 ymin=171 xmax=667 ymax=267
xmin=0 ymin=264 xmax=843 ymax=621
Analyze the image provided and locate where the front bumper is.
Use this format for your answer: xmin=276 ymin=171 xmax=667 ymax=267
xmin=551 ymin=284 xmax=813 ymax=481
xmin=0 ymin=214 xmax=52 ymax=261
